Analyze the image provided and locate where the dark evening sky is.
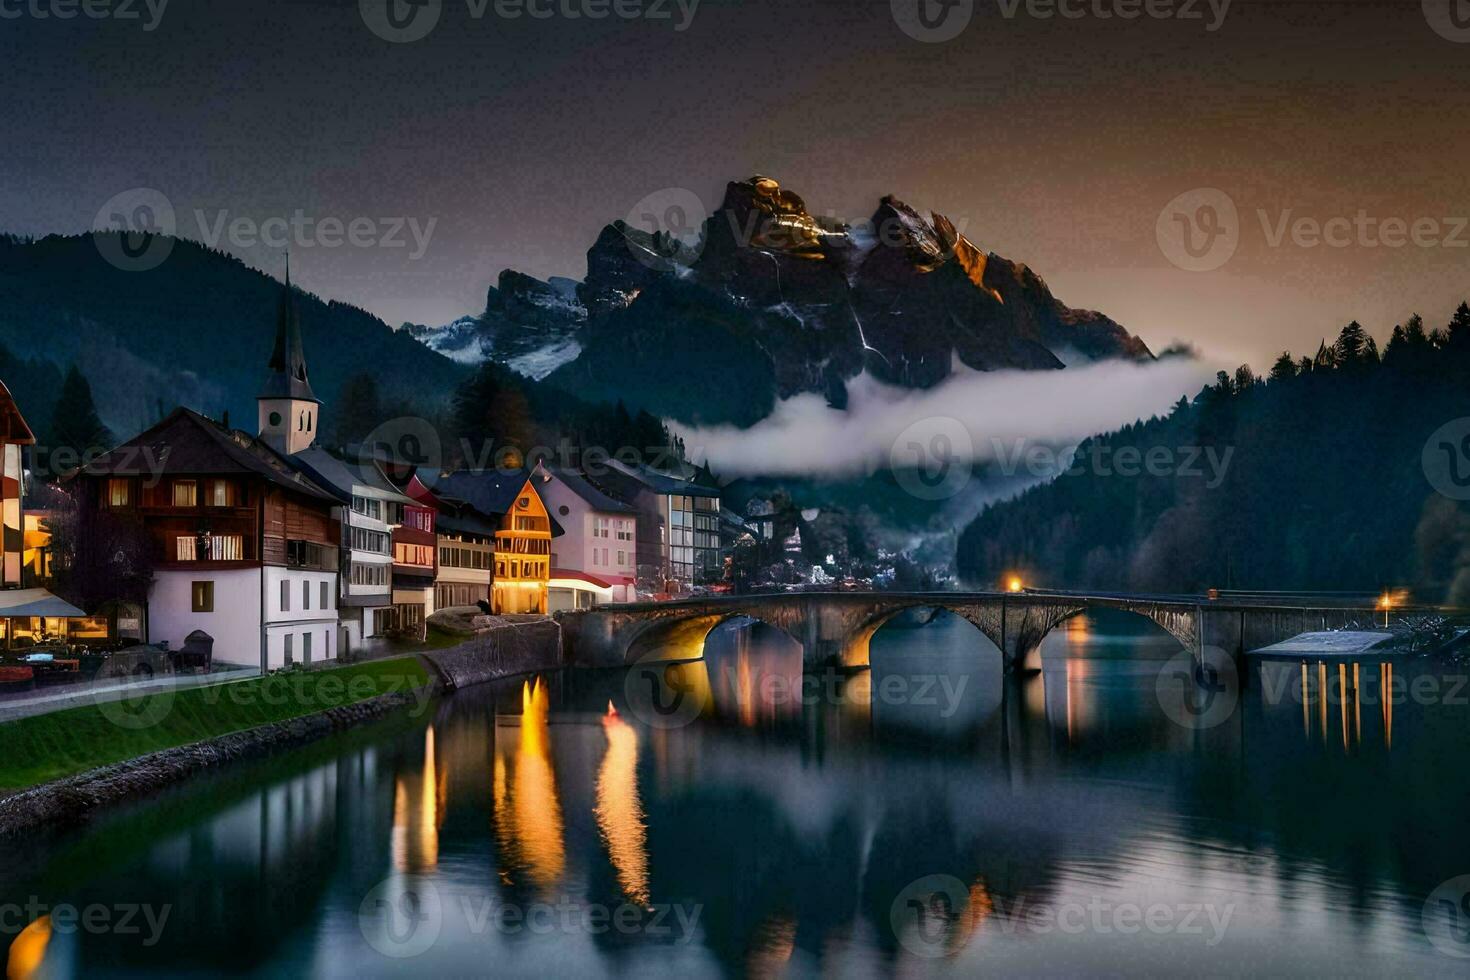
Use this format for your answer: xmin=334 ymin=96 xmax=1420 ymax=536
xmin=3 ymin=0 xmax=1468 ymax=367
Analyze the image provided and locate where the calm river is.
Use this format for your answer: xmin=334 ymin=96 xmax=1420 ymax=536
xmin=4 ymin=611 xmax=1470 ymax=977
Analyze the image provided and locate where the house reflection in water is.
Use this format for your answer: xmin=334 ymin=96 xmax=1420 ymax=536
xmin=492 ymin=678 xmax=567 ymax=893
xmin=392 ymin=725 xmax=443 ymax=872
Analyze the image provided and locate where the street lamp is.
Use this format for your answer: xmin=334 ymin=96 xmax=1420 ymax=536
xmin=1007 ymin=576 xmax=1024 ymax=594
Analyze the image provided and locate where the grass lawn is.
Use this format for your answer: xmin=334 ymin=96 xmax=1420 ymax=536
xmin=0 ymin=656 xmax=431 ymax=792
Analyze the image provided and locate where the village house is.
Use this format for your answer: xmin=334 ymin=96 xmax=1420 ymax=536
xmin=586 ymin=459 xmax=721 ymax=594
xmin=530 ymin=462 xmax=639 ymax=608
xmin=80 ymin=407 xmax=342 ymax=669
xmin=433 ymin=469 xmax=557 ymax=615
xmin=402 ymin=476 xmax=499 ymax=611
xmin=77 ymin=275 xmax=347 ymax=669
xmin=0 ymin=380 xmax=101 ymax=648
xmin=288 ymin=447 xmax=414 ymax=653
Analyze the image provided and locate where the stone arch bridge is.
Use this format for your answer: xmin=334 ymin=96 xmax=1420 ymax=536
xmin=558 ymin=590 xmax=1393 ymax=672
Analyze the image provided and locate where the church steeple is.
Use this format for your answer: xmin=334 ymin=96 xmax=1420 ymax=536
xmin=258 ymin=255 xmax=320 ymax=455
xmin=260 ymin=257 xmax=318 ymax=404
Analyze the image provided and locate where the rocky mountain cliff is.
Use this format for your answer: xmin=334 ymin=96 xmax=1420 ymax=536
xmin=411 ymin=176 xmax=1153 ymax=425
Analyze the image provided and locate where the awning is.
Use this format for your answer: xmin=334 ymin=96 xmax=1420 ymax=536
xmin=550 ymin=570 xmax=615 ymax=592
xmin=0 ymin=589 xmax=88 ymax=618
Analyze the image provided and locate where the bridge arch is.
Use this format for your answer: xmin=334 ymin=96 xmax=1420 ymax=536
xmin=1023 ymin=606 xmax=1191 ymax=670
xmin=860 ymin=605 xmax=1008 ymax=665
xmin=624 ymin=611 xmax=805 ymax=665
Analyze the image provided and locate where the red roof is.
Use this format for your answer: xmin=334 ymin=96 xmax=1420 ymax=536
xmin=550 ymin=568 xmax=623 ymax=589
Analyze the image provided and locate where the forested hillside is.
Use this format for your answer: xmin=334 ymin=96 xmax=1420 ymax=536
xmin=958 ymin=308 xmax=1470 ymax=603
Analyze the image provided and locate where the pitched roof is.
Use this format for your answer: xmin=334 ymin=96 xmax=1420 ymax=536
xmin=606 ymin=459 xmax=720 ymax=497
xmin=0 ymin=380 xmax=36 ymax=446
xmin=534 ymin=465 xmax=637 ymax=514
xmin=85 ymin=408 xmax=338 ymax=502
xmin=289 ymin=446 xmax=416 ymax=505
xmin=433 ymin=469 xmax=565 ymax=536
xmin=258 ymin=271 xmax=319 ymax=403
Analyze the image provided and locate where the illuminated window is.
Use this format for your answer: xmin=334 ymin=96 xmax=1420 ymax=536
xmin=107 ymin=479 xmax=130 ymax=507
xmin=191 ymin=581 xmax=214 ymax=612
xmin=172 ymin=480 xmax=197 ymax=507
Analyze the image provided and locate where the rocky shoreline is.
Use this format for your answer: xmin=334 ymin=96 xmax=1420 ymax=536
xmin=0 ymin=619 xmax=564 ymax=838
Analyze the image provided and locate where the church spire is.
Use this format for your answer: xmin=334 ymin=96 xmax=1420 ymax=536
xmin=260 ymin=252 xmax=319 ymax=404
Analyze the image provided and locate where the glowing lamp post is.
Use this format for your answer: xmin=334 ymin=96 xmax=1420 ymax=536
xmin=1007 ymin=577 xmax=1024 ymax=594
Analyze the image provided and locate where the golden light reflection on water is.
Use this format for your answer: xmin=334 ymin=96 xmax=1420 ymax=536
xmin=6 ymin=915 xmax=50 ymax=980
xmin=843 ymin=670 xmax=872 ymax=725
xmin=746 ymin=915 xmax=795 ymax=979
xmin=392 ymin=725 xmax=441 ymax=872
xmin=1291 ymin=659 xmax=1394 ymax=752
xmin=492 ymin=678 xmax=567 ymax=893
xmin=596 ymin=704 xmax=651 ymax=907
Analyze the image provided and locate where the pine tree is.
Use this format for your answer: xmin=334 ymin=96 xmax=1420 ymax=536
xmin=1333 ymin=321 xmax=1369 ymax=365
xmin=1269 ymin=351 xmax=1298 ymax=381
xmin=49 ymin=365 xmax=111 ymax=456
xmin=1448 ymin=301 xmax=1470 ymax=350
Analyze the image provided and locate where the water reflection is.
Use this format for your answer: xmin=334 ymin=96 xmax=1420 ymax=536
xmin=596 ymin=704 xmax=651 ymax=907
xmin=391 ymin=725 xmax=441 ymax=872
xmin=5 ymin=615 xmax=1469 ymax=977
xmin=6 ymin=916 xmax=49 ymax=980
xmin=492 ymin=678 xmax=566 ymax=893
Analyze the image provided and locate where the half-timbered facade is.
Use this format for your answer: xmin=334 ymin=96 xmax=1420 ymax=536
xmin=81 ymin=408 xmax=341 ymax=670
xmin=434 ymin=470 xmax=556 ymax=615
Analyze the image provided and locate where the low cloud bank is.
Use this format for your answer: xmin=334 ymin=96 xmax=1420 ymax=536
xmin=674 ymin=357 xmax=1216 ymax=479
